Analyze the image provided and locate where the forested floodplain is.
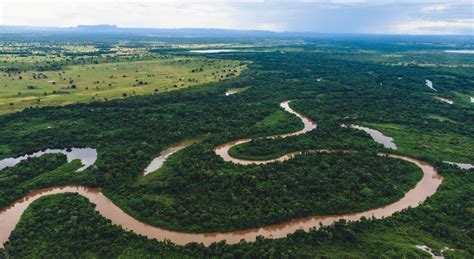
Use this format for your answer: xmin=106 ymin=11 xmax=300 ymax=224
xmin=0 ymin=35 xmax=473 ymax=258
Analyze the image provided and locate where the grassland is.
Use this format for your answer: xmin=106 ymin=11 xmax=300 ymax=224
xmin=0 ymin=56 xmax=245 ymax=115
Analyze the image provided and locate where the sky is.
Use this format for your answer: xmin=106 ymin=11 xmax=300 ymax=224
xmin=1 ymin=0 xmax=473 ymax=35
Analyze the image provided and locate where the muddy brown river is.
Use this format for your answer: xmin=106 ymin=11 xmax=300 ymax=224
xmin=0 ymin=100 xmax=443 ymax=247
xmin=215 ymin=101 xmax=317 ymax=165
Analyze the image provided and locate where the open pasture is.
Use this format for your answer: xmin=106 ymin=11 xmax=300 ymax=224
xmin=0 ymin=56 xmax=245 ymax=114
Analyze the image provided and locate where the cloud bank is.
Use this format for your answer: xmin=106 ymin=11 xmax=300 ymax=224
xmin=1 ymin=0 xmax=473 ymax=35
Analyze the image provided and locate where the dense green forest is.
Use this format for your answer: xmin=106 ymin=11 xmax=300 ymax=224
xmin=2 ymin=161 xmax=472 ymax=258
xmin=119 ymin=151 xmax=422 ymax=232
xmin=0 ymin=36 xmax=473 ymax=258
xmin=0 ymin=154 xmax=67 ymax=208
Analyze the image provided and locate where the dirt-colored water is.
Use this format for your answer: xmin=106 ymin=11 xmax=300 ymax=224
xmin=215 ymin=101 xmax=317 ymax=165
xmin=0 ymin=100 xmax=443 ymax=248
xmin=0 ymin=153 xmax=441 ymax=248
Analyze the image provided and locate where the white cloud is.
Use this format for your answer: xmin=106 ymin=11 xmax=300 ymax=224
xmin=421 ymin=4 xmax=451 ymax=13
xmin=257 ymin=23 xmax=286 ymax=31
xmin=1 ymin=0 xmax=473 ymax=35
xmin=392 ymin=19 xmax=474 ymax=35
xmin=1 ymin=2 xmax=241 ymax=29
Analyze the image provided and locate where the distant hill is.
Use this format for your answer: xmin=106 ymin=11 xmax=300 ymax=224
xmin=76 ymin=25 xmax=118 ymax=31
xmin=0 ymin=25 xmax=278 ymax=38
xmin=0 ymin=25 xmax=472 ymax=43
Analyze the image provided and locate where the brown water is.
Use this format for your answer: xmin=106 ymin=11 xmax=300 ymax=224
xmin=0 ymin=153 xmax=441 ymax=248
xmin=0 ymin=100 xmax=443 ymax=247
xmin=215 ymin=101 xmax=317 ymax=165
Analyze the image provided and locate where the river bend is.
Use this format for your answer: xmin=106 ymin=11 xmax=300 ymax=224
xmin=0 ymin=100 xmax=443 ymax=247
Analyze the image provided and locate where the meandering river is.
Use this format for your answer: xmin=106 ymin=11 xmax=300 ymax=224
xmin=0 ymin=100 xmax=443 ymax=248
xmin=215 ymin=101 xmax=317 ymax=165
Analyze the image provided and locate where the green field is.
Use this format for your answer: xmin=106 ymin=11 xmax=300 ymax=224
xmin=0 ymin=57 xmax=245 ymax=114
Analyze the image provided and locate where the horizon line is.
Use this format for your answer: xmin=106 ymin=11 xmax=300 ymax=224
xmin=1 ymin=24 xmax=473 ymax=37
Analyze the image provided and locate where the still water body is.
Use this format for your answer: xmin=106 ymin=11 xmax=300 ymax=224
xmin=425 ymin=79 xmax=437 ymax=91
xmin=143 ymin=139 xmax=200 ymax=176
xmin=341 ymin=124 xmax=397 ymax=150
xmin=189 ymin=49 xmax=237 ymax=54
xmin=0 ymin=148 xmax=97 ymax=172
